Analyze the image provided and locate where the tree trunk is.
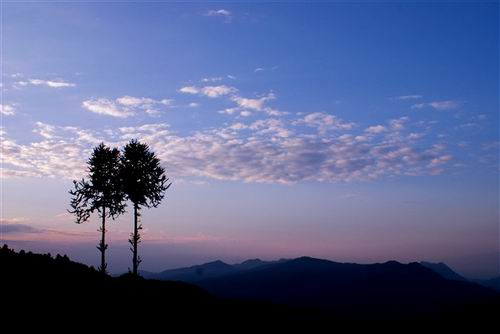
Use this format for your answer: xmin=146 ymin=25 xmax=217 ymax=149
xmin=133 ymin=203 xmax=138 ymax=276
xmin=99 ymin=206 xmax=107 ymax=274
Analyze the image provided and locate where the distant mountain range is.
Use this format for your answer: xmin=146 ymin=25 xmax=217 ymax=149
xmin=140 ymin=258 xmax=287 ymax=281
xmin=142 ymin=257 xmax=500 ymax=293
xmin=3 ymin=245 xmax=499 ymax=326
xmin=420 ymin=261 xmax=500 ymax=292
xmin=142 ymin=256 xmax=499 ymax=318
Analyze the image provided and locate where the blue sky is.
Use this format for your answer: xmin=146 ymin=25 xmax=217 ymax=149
xmin=1 ymin=2 xmax=498 ymax=278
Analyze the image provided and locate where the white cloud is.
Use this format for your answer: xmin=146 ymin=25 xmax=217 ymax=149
xmin=0 ymin=115 xmax=454 ymax=184
xmin=179 ymin=85 xmax=237 ymax=98
xmin=206 ymin=9 xmax=232 ymax=20
xmin=82 ymin=96 xmax=171 ymax=118
xmin=395 ymin=95 xmax=422 ymax=100
xmin=0 ymin=104 xmax=16 ymax=116
xmin=231 ymin=93 xmax=275 ymax=111
xmin=389 ymin=117 xmax=409 ymax=131
xmin=230 ymin=92 xmax=286 ymax=116
xmin=365 ymin=125 xmax=387 ymax=134
xmin=412 ymin=100 xmax=460 ymax=111
xmin=294 ymin=112 xmax=355 ymax=134
xmin=254 ymin=66 xmax=278 ymax=73
xmin=179 ymin=86 xmax=199 ymax=94
xmin=201 ymin=77 xmax=223 ymax=83
xmin=240 ymin=111 xmax=252 ymax=117
xmin=82 ymin=98 xmax=134 ymax=118
xmin=202 ymin=85 xmax=237 ymax=98
xmin=16 ymin=78 xmax=76 ymax=88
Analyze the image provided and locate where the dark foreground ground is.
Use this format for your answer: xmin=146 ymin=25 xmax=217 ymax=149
xmin=1 ymin=245 xmax=498 ymax=330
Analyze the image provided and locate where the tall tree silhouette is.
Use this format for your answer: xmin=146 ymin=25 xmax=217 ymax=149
xmin=69 ymin=143 xmax=125 ymax=274
xmin=120 ymin=139 xmax=171 ymax=275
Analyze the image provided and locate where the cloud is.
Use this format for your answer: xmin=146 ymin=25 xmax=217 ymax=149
xmin=389 ymin=117 xmax=409 ymax=131
xmin=201 ymin=77 xmax=223 ymax=83
xmin=240 ymin=111 xmax=252 ymax=117
xmin=412 ymin=100 xmax=460 ymax=111
xmin=230 ymin=92 xmax=287 ymax=116
xmin=206 ymin=9 xmax=232 ymax=20
xmin=202 ymin=85 xmax=237 ymax=98
xmin=0 ymin=104 xmax=16 ymax=116
xmin=82 ymin=96 xmax=171 ymax=118
xmin=16 ymin=78 xmax=76 ymax=88
xmin=179 ymin=83 xmax=285 ymax=116
xmin=394 ymin=95 xmax=422 ymax=100
xmin=179 ymin=85 xmax=237 ymax=98
xmin=293 ymin=112 xmax=355 ymax=134
xmin=231 ymin=93 xmax=275 ymax=111
xmin=1 ymin=113 xmax=454 ymax=184
xmin=254 ymin=66 xmax=278 ymax=73
xmin=365 ymin=125 xmax=387 ymax=134
xmin=0 ymin=218 xmax=42 ymax=234
xmin=82 ymin=98 xmax=134 ymax=118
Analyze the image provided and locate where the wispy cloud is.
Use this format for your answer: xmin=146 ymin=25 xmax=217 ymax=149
xmin=82 ymin=96 xmax=171 ymax=118
xmin=206 ymin=9 xmax=232 ymax=21
xmin=394 ymin=95 xmax=422 ymax=100
xmin=1 ymin=218 xmax=42 ymax=234
xmin=179 ymin=85 xmax=237 ymax=98
xmin=16 ymin=78 xmax=76 ymax=88
xmin=201 ymin=76 xmax=223 ymax=83
xmin=254 ymin=65 xmax=278 ymax=73
xmin=412 ymin=100 xmax=460 ymax=111
xmin=180 ymin=84 xmax=285 ymax=116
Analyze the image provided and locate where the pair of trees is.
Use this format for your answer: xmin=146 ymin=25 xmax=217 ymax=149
xmin=69 ymin=140 xmax=171 ymax=276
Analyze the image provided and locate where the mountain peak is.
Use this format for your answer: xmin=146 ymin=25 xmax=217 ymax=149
xmin=420 ymin=261 xmax=466 ymax=281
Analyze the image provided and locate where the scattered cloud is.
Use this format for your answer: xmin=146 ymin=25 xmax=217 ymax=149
xmin=1 ymin=113 xmax=455 ymax=183
xmin=254 ymin=66 xmax=278 ymax=73
xmin=0 ymin=104 xmax=16 ymax=116
xmin=293 ymin=112 xmax=355 ymax=134
xmin=201 ymin=77 xmax=223 ymax=83
xmin=206 ymin=9 xmax=232 ymax=22
xmin=16 ymin=78 xmax=76 ymax=88
xmin=82 ymin=98 xmax=134 ymax=118
xmin=82 ymin=96 xmax=171 ymax=118
xmin=231 ymin=93 xmax=275 ymax=111
xmin=179 ymin=85 xmax=237 ymax=98
xmin=365 ymin=125 xmax=387 ymax=134
xmin=202 ymin=85 xmax=237 ymax=98
xmin=412 ymin=100 xmax=460 ymax=111
xmin=179 ymin=83 xmax=286 ymax=116
xmin=394 ymin=95 xmax=422 ymax=100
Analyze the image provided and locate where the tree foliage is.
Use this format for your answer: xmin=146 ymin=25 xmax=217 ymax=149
xmin=120 ymin=139 xmax=171 ymax=275
xmin=69 ymin=143 xmax=126 ymax=273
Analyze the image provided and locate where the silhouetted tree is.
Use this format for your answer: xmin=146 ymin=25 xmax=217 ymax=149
xmin=69 ymin=143 xmax=125 ymax=274
xmin=120 ymin=139 xmax=171 ymax=276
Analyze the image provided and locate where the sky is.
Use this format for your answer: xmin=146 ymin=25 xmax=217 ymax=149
xmin=1 ymin=1 xmax=498 ymax=278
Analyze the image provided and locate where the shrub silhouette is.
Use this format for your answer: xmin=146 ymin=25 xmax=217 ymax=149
xmin=69 ymin=143 xmax=125 ymax=274
xmin=120 ymin=139 xmax=171 ymax=275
